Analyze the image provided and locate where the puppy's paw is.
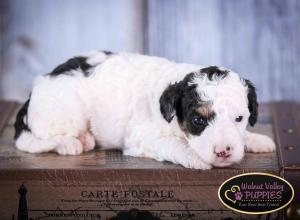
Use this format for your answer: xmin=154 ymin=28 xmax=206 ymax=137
xmin=179 ymin=148 xmax=212 ymax=170
xmin=55 ymin=137 xmax=83 ymax=155
xmin=246 ymin=133 xmax=276 ymax=153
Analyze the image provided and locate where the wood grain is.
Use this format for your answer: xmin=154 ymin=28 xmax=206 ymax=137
xmin=0 ymin=101 xmax=17 ymax=134
xmin=146 ymin=0 xmax=300 ymax=102
xmin=0 ymin=0 xmax=144 ymax=101
xmin=1 ymin=1 xmax=300 ymax=102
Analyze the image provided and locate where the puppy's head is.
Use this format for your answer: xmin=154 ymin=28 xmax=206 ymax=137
xmin=160 ymin=66 xmax=257 ymax=167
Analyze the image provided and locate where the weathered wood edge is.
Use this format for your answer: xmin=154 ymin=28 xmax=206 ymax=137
xmin=271 ymin=101 xmax=300 ymax=205
xmin=271 ymin=102 xmax=300 ymax=170
xmin=0 ymin=101 xmax=17 ymax=135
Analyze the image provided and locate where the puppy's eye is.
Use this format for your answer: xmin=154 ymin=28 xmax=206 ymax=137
xmin=192 ymin=116 xmax=206 ymax=126
xmin=235 ymin=116 xmax=243 ymax=122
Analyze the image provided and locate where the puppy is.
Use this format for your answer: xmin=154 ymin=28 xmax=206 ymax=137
xmin=14 ymin=51 xmax=275 ymax=169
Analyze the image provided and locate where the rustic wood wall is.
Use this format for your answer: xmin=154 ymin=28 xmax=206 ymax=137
xmin=1 ymin=0 xmax=300 ymax=102
xmin=0 ymin=0 xmax=144 ymax=101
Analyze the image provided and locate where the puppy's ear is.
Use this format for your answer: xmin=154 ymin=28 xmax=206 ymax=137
xmin=159 ymin=82 xmax=184 ymax=123
xmin=244 ymin=79 xmax=258 ymax=126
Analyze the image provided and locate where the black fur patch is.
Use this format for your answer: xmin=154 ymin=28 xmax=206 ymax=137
xmin=103 ymin=50 xmax=114 ymax=55
xmin=179 ymin=87 xmax=215 ymax=136
xmin=14 ymin=98 xmax=31 ymax=139
xmin=200 ymin=66 xmax=228 ymax=80
xmin=160 ymin=72 xmax=215 ymax=136
xmin=185 ymin=110 xmax=215 ymax=136
xmin=244 ymin=79 xmax=258 ymax=126
xmin=49 ymin=56 xmax=92 ymax=77
xmin=159 ymin=73 xmax=194 ymax=123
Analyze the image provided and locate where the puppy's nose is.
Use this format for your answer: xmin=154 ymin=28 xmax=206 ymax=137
xmin=215 ymin=146 xmax=232 ymax=158
xmin=216 ymin=151 xmax=227 ymax=157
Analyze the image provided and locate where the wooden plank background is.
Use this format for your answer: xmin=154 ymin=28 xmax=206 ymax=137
xmin=1 ymin=0 xmax=300 ymax=102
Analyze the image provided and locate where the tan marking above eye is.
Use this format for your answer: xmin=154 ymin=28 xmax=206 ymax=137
xmin=196 ymin=105 xmax=212 ymax=118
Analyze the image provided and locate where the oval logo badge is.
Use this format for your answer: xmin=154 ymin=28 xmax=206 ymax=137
xmin=218 ymin=172 xmax=294 ymax=214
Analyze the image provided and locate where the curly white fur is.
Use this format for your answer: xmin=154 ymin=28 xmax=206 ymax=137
xmin=15 ymin=52 xmax=276 ymax=169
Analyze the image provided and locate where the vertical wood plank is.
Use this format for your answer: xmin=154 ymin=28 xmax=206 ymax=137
xmin=1 ymin=0 xmax=300 ymax=102
xmin=220 ymin=0 xmax=300 ymax=102
xmin=147 ymin=0 xmax=222 ymax=66
xmin=146 ymin=0 xmax=300 ymax=102
xmin=0 ymin=0 xmax=144 ymax=101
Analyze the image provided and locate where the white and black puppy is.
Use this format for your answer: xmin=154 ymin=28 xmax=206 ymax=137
xmin=14 ymin=51 xmax=275 ymax=169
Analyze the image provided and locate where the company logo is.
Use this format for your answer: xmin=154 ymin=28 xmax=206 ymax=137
xmin=218 ymin=173 xmax=294 ymax=214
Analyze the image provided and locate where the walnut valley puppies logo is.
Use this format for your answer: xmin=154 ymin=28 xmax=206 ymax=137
xmin=218 ymin=173 xmax=294 ymax=214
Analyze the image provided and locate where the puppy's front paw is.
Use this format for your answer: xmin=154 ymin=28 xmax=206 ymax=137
xmin=179 ymin=148 xmax=212 ymax=170
xmin=55 ymin=137 xmax=83 ymax=155
xmin=246 ymin=133 xmax=276 ymax=153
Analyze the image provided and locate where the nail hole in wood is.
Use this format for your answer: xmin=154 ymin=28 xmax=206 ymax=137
xmin=285 ymin=145 xmax=296 ymax=151
xmin=284 ymin=128 xmax=294 ymax=133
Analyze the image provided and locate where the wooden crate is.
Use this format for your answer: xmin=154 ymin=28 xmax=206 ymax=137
xmin=0 ymin=101 xmax=299 ymax=220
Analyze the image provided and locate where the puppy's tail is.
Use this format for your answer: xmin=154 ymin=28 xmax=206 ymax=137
xmin=14 ymin=99 xmax=56 ymax=153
